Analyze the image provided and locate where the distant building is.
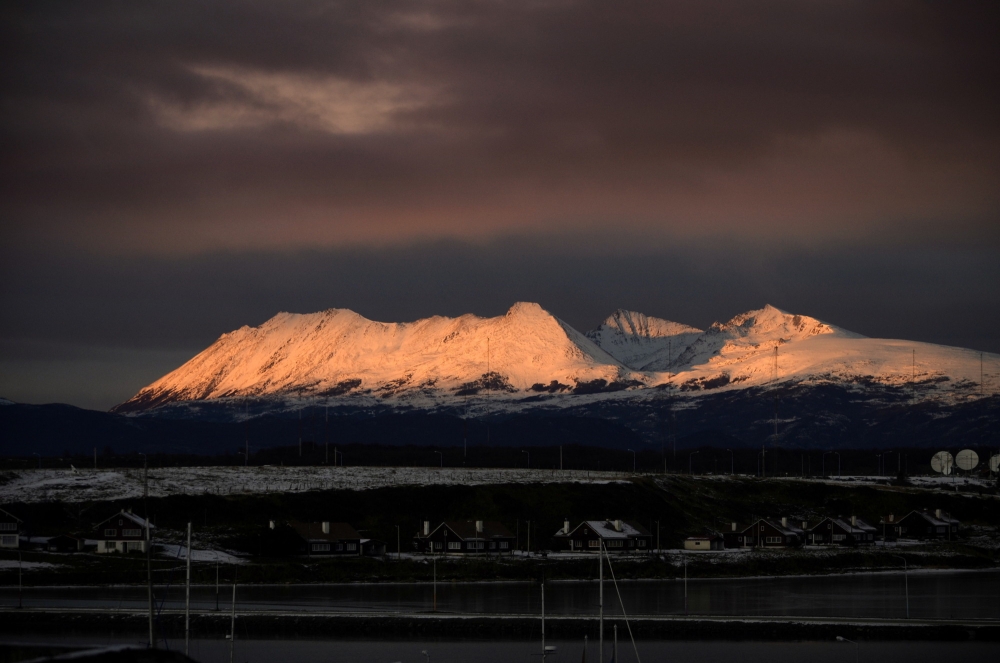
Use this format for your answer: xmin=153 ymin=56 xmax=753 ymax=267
xmin=807 ymin=516 xmax=877 ymax=546
xmin=889 ymin=509 xmax=960 ymax=540
xmin=414 ymin=520 xmax=515 ymax=554
xmin=94 ymin=510 xmax=153 ymax=554
xmin=289 ymin=521 xmax=363 ymax=556
xmin=683 ymin=534 xmax=724 ymax=551
xmin=550 ymin=519 xmax=652 ymax=553
xmin=0 ymin=507 xmax=22 ymax=549
xmin=723 ymin=518 xmax=806 ymax=548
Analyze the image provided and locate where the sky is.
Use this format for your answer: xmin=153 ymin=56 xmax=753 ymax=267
xmin=2 ymin=1 xmax=998 ymax=410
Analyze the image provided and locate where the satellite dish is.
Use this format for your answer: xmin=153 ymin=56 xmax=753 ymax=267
xmin=989 ymin=454 xmax=1000 ymax=473
xmin=931 ymin=451 xmax=953 ymax=474
xmin=956 ymin=449 xmax=979 ymax=471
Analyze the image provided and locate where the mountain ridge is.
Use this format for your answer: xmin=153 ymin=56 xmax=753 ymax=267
xmin=114 ymin=302 xmax=999 ymax=414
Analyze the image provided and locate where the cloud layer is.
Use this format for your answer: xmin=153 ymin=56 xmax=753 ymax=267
xmin=3 ymin=1 xmax=997 ymax=252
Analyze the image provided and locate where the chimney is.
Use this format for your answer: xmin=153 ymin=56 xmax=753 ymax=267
xmin=935 ymin=509 xmax=942 ymax=520
xmin=614 ymin=519 xmax=622 ymax=532
xmin=322 ymin=521 xmax=330 ymax=534
xmin=731 ymin=522 xmax=737 ymax=532
xmin=423 ymin=521 xmax=430 ymax=536
xmin=269 ymin=520 xmax=275 ymax=530
xmin=781 ymin=517 xmax=787 ymax=528
xmin=476 ymin=520 xmax=484 ymax=533
xmin=802 ymin=521 xmax=807 ymax=529
xmin=851 ymin=515 xmax=857 ymax=526
xmin=564 ymin=520 xmax=571 ymax=534
xmin=889 ymin=513 xmax=894 ymax=523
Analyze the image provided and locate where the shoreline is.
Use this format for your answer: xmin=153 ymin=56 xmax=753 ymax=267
xmin=1 ymin=565 xmax=996 ymax=590
xmin=1 ymin=609 xmax=997 ymax=642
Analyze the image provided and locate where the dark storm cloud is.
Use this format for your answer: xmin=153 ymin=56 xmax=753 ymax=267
xmin=2 ymin=1 xmax=998 ymax=251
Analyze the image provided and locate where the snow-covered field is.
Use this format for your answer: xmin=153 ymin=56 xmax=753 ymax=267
xmin=0 ymin=467 xmax=628 ymax=504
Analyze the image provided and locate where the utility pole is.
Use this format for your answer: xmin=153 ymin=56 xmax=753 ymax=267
xmin=325 ymin=404 xmax=329 ymax=465
xmin=298 ymin=410 xmax=302 ymax=457
xmin=229 ymin=569 xmax=237 ymax=663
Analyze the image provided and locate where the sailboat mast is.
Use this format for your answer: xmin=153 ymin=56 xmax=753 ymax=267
xmin=185 ymin=522 xmax=191 ymax=655
xmin=599 ymin=542 xmax=604 ymax=661
xmin=541 ymin=582 xmax=546 ymax=660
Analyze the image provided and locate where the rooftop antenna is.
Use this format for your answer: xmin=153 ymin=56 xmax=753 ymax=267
xmin=911 ymin=348 xmax=916 ymax=406
xmin=325 ymin=402 xmax=329 ymax=465
xmin=244 ymin=399 xmax=249 ymax=467
xmin=298 ymin=409 xmax=302 ymax=457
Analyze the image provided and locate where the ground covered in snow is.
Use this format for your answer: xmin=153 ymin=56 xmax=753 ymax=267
xmin=0 ymin=466 xmax=628 ymax=504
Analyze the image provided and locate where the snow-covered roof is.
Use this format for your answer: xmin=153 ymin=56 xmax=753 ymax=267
xmin=558 ymin=520 xmax=650 ymax=539
xmin=824 ymin=517 xmax=877 ymax=535
xmin=96 ymin=510 xmax=154 ymax=529
xmin=908 ymin=509 xmax=960 ymax=527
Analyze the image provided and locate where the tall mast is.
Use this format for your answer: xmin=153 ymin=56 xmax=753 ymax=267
xmin=144 ymin=456 xmax=154 ymax=649
xmin=185 ymin=522 xmax=191 ymax=656
xmin=598 ymin=541 xmax=604 ymax=661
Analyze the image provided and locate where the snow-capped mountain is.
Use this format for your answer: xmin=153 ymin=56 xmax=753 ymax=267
xmin=585 ymin=309 xmax=702 ymax=371
xmin=115 ymin=302 xmax=998 ymax=414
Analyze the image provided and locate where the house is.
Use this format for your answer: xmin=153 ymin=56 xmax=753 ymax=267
xmin=890 ymin=509 xmax=960 ymax=540
xmin=807 ymin=516 xmax=877 ymax=546
xmin=683 ymin=533 xmax=724 ymax=551
xmin=361 ymin=538 xmax=387 ymax=557
xmin=289 ymin=521 xmax=363 ymax=556
xmin=413 ymin=520 xmax=515 ymax=554
xmin=0 ymin=507 xmax=22 ymax=549
xmin=550 ymin=519 xmax=653 ymax=553
xmin=94 ymin=510 xmax=153 ymax=554
xmin=723 ymin=518 xmax=806 ymax=548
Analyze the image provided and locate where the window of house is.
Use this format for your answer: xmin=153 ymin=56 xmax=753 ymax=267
xmin=1 ymin=535 xmax=17 ymax=546
xmin=104 ymin=529 xmax=117 ymax=537
xmin=588 ymin=540 xmax=599 ymax=548
xmin=0 ymin=523 xmax=17 ymax=531
xmin=489 ymin=542 xmax=496 ymax=549
xmin=335 ymin=543 xmax=344 ymax=551
xmin=346 ymin=543 xmax=357 ymax=551
xmin=499 ymin=542 xmax=508 ymax=549
xmin=448 ymin=541 xmax=462 ymax=550
xmin=433 ymin=542 xmax=443 ymax=550
xmin=608 ymin=540 xmax=623 ymax=547
xmin=312 ymin=543 xmax=331 ymax=552
xmin=765 ymin=536 xmax=782 ymax=544
xmin=122 ymin=529 xmax=141 ymax=537
xmin=832 ymin=534 xmax=845 ymax=541
xmin=637 ymin=540 xmax=646 ymax=547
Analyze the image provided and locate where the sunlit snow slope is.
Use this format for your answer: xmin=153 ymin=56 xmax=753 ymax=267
xmin=119 ymin=302 xmax=635 ymax=411
xmin=117 ymin=302 xmax=998 ymax=413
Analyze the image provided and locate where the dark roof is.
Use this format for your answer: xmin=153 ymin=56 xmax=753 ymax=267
xmin=290 ymin=521 xmax=361 ymax=542
xmin=0 ymin=507 xmax=22 ymax=523
xmin=434 ymin=521 xmax=513 ymax=540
